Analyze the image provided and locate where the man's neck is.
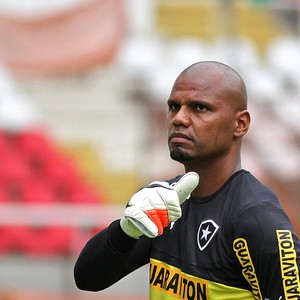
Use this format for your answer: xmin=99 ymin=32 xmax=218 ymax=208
xmin=184 ymin=156 xmax=242 ymax=197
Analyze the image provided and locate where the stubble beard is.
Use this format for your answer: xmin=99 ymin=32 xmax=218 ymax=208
xmin=170 ymin=148 xmax=193 ymax=162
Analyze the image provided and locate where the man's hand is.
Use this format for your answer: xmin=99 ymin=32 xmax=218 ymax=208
xmin=120 ymin=172 xmax=199 ymax=238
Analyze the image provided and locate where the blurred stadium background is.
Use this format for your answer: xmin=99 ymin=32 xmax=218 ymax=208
xmin=0 ymin=0 xmax=299 ymax=299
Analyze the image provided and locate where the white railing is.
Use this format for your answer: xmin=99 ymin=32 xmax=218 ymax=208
xmin=0 ymin=203 xmax=124 ymax=227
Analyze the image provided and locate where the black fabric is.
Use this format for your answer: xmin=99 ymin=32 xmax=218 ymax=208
xmin=74 ymin=170 xmax=300 ymax=298
xmin=74 ymin=220 xmax=151 ymax=291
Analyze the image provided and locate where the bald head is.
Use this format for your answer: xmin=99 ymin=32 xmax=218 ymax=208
xmin=176 ymin=61 xmax=248 ymax=111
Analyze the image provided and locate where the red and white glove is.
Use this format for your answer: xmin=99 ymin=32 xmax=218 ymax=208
xmin=120 ymin=172 xmax=199 ymax=238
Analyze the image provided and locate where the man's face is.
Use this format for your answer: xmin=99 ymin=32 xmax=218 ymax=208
xmin=167 ymin=72 xmax=238 ymax=164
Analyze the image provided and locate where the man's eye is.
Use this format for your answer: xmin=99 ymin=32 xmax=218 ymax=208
xmin=195 ymin=104 xmax=208 ymax=111
xmin=169 ymin=103 xmax=179 ymax=111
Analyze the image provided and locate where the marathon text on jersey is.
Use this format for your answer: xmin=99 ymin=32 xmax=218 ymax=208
xmin=277 ymin=230 xmax=300 ymax=299
xmin=150 ymin=259 xmax=208 ymax=299
xmin=233 ymin=238 xmax=263 ymax=300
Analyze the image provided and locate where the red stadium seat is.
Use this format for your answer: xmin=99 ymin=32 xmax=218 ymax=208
xmin=21 ymin=179 xmax=54 ymax=204
xmin=70 ymin=183 xmax=100 ymax=204
xmin=0 ymin=226 xmax=29 ymax=254
xmin=19 ymin=226 xmax=74 ymax=256
xmin=0 ymin=129 xmax=106 ymax=256
xmin=0 ymin=150 xmax=30 ymax=183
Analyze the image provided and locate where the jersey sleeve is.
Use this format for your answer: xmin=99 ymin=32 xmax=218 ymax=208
xmin=233 ymin=199 xmax=300 ymax=299
xmin=74 ymin=220 xmax=152 ymax=291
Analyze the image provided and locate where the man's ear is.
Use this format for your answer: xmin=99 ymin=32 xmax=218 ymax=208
xmin=234 ymin=110 xmax=250 ymax=137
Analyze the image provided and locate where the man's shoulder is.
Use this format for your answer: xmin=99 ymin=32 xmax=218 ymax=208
xmin=237 ymin=170 xmax=277 ymax=198
xmin=230 ymin=170 xmax=282 ymax=214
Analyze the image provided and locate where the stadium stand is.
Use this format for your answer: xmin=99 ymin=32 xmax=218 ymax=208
xmin=0 ymin=291 xmax=147 ymax=300
xmin=0 ymin=130 xmax=108 ymax=256
xmin=155 ymin=0 xmax=287 ymax=52
xmin=0 ymin=1 xmax=299 ymax=297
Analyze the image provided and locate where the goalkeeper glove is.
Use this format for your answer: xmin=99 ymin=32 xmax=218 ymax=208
xmin=120 ymin=172 xmax=199 ymax=239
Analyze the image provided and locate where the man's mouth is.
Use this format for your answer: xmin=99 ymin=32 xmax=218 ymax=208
xmin=169 ymin=132 xmax=192 ymax=144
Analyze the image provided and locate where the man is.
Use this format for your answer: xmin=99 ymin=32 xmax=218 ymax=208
xmin=74 ymin=61 xmax=300 ymax=299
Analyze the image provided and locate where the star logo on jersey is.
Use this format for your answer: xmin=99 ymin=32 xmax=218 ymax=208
xmin=197 ymin=220 xmax=219 ymax=251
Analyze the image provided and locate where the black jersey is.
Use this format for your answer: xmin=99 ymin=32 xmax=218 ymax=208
xmin=149 ymin=170 xmax=300 ymax=299
xmin=74 ymin=170 xmax=300 ymax=299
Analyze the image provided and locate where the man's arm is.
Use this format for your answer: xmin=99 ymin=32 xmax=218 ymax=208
xmin=74 ymin=220 xmax=152 ymax=291
xmin=74 ymin=172 xmax=199 ymax=291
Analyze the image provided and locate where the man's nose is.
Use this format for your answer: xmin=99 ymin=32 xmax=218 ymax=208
xmin=172 ymin=107 xmax=190 ymax=127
